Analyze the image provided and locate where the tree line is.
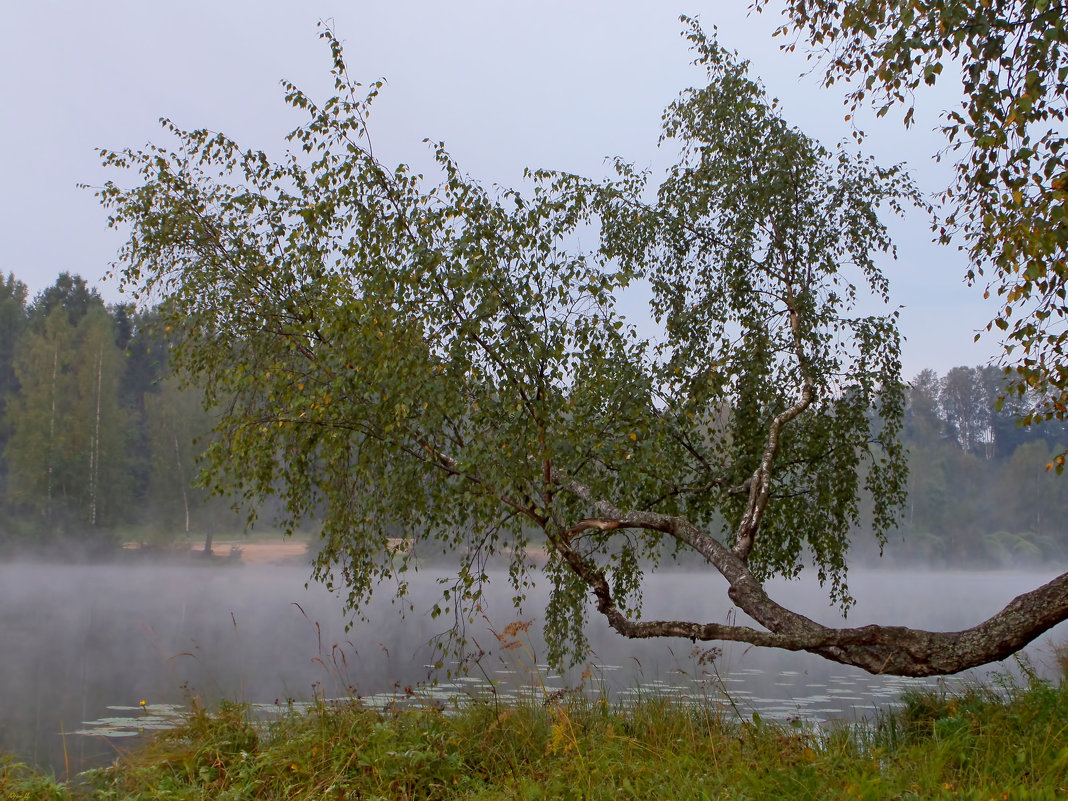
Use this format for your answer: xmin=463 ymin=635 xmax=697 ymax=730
xmin=868 ymin=366 xmax=1068 ymax=567
xmin=1 ymin=269 xmax=1064 ymax=565
xmin=0 ymin=271 xmax=240 ymax=553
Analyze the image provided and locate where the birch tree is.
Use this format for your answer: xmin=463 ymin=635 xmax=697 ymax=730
xmin=4 ymin=309 xmax=77 ymax=525
xmin=0 ymin=275 xmax=28 ymax=510
xmin=5 ymin=303 xmax=125 ymax=530
xmin=71 ymin=305 xmax=127 ymax=528
xmin=144 ymin=375 xmax=214 ymax=548
xmin=95 ymin=22 xmax=1068 ymax=675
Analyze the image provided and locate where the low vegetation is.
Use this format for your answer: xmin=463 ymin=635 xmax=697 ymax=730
xmin=3 ymin=672 xmax=1067 ymax=800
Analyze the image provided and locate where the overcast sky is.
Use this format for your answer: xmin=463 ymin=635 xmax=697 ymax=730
xmin=0 ymin=1 xmax=1001 ymax=376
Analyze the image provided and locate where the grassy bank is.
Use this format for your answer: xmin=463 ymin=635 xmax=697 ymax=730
xmin=3 ymin=677 xmax=1067 ymax=800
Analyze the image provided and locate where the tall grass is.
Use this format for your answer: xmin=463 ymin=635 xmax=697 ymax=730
xmin=4 ymin=670 xmax=1066 ymax=800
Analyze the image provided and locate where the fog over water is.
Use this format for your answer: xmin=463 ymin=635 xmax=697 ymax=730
xmin=2 ymin=561 xmax=1064 ymax=775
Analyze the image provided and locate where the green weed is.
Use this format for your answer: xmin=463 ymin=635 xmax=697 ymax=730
xmin=4 ymin=675 xmax=1067 ymax=800
xmin=0 ymin=756 xmax=69 ymax=801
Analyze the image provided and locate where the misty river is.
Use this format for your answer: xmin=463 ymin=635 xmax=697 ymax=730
xmin=2 ymin=560 xmax=1065 ymax=776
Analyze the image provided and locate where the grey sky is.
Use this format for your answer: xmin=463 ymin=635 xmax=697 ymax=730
xmin=0 ymin=1 xmax=1000 ymax=377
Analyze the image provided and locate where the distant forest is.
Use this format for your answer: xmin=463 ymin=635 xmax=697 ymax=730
xmin=0 ymin=272 xmax=243 ymax=553
xmin=1 ymin=272 xmax=1066 ymax=565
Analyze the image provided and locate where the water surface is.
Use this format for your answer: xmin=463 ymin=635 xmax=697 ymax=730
xmin=1 ymin=562 xmax=1062 ymax=775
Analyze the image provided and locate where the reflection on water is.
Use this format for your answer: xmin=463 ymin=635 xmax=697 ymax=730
xmin=1 ymin=562 xmax=1064 ymax=774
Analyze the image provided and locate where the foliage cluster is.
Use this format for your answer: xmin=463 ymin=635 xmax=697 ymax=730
xmin=4 ymin=676 xmax=1067 ymax=800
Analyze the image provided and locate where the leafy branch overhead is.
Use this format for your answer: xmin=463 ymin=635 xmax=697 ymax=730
xmin=96 ymin=20 xmax=1068 ymax=675
xmin=757 ymin=0 xmax=1068 ymax=469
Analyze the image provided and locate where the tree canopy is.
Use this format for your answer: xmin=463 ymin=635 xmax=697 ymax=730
xmin=95 ymin=21 xmax=1068 ymax=676
xmin=758 ymin=0 xmax=1068 ymax=469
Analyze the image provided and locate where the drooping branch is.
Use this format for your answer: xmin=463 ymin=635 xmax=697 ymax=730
xmin=591 ymin=566 xmax=1068 ymax=677
xmin=554 ymin=471 xmax=1068 ymax=676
